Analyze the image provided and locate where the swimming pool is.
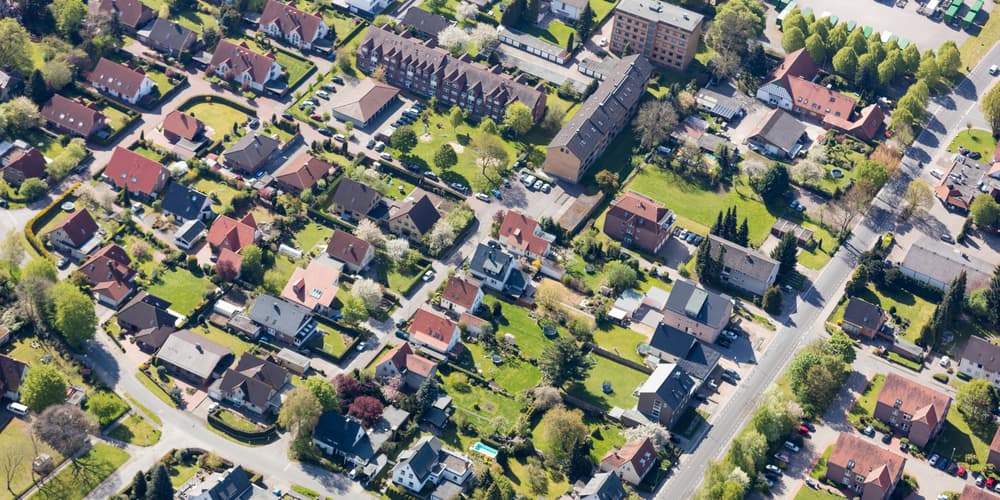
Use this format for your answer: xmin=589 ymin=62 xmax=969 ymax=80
xmin=471 ymin=441 xmax=499 ymax=459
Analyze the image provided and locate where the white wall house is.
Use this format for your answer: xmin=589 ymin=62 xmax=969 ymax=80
xmin=755 ymin=81 xmax=793 ymax=112
xmin=346 ymin=0 xmax=389 ymax=15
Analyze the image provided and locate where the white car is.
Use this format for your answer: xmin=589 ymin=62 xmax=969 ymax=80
xmin=474 ymin=193 xmax=491 ymax=202
xmin=929 ymin=453 xmax=940 ymax=467
xmin=784 ymin=441 xmax=800 ymax=453
xmin=599 ymin=37 xmax=607 ymax=47
xmin=422 ymin=270 xmax=435 ymax=282
xmin=6 ymin=402 xmax=27 ymax=416
xmin=930 ymin=169 xmax=944 ymax=179
xmin=991 ymin=64 xmax=999 ymax=76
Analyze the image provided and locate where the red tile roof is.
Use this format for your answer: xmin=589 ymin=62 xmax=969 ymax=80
xmin=828 ymin=433 xmax=905 ymax=494
xmin=609 ymin=191 xmax=671 ymax=225
xmin=408 ymin=308 xmax=458 ymax=353
xmin=259 ymin=0 xmax=326 ymax=44
xmin=772 ymin=48 xmax=819 ymax=83
xmin=104 ymin=147 xmax=169 ymax=196
xmin=98 ymin=0 xmax=154 ymax=29
xmin=162 ymin=110 xmax=204 ymax=141
xmin=0 ymin=354 xmax=27 ymax=397
xmin=48 ymin=209 xmax=99 ymax=247
xmin=3 ymin=147 xmax=47 ymax=182
xmin=273 ymin=152 xmax=333 ymax=192
xmin=210 ymin=40 xmax=278 ymax=86
xmin=41 ymin=95 xmax=106 ymax=137
xmin=87 ymin=58 xmax=151 ymax=100
xmin=78 ymin=244 xmax=135 ymax=302
xmin=961 ymin=484 xmax=997 ymax=500
xmin=281 ymin=260 xmax=339 ymax=310
xmin=601 ymin=438 xmax=657 ymax=480
xmin=499 ymin=210 xmax=550 ymax=256
xmin=441 ymin=276 xmax=480 ymax=310
xmin=377 ymin=343 xmax=437 ymax=377
xmin=325 ymin=230 xmax=372 ymax=268
xmin=877 ymin=373 xmax=951 ymax=431
xmin=206 ymin=214 xmax=258 ymax=252
xmin=216 ymin=247 xmax=243 ymax=277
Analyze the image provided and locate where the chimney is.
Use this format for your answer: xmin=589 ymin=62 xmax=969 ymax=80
xmin=196 ymin=343 xmax=203 ymax=353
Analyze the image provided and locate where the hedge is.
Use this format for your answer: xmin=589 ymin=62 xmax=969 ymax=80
xmin=206 ymin=410 xmax=278 ymax=444
xmin=24 ymin=181 xmax=82 ymax=259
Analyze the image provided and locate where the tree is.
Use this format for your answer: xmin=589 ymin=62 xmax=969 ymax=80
xmin=17 ymin=178 xmax=47 ymax=201
xmin=855 ymin=160 xmax=891 ymax=194
xmin=424 ymin=0 xmax=445 ymax=10
xmin=705 ymin=0 xmax=765 ymax=57
xmin=438 ymin=25 xmax=470 ymax=57
xmin=855 ymin=53 xmax=878 ymax=92
xmin=238 ymin=245 xmax=264 ymax=285
xmin=781 ymin=27 xmax=806 ymax=54
xmin=0 ymin=97 xmax=43 ymax=136
xmin=983 ymin=81 xmax=1000 ymax=136
xmin=901 ymin=179 xmax=933 ymax=219
xmin=0 ymin=229 xmax=24 ymax=276
xmin=504 ymin=102 xmax=533 ymax=138
xmin=303 ymin=376 xmax=338 ymax=411
xmin=902 ymin=44 xmax=921 ymax=74
xmin=538 ymin=338 xmax=592 ymax=387
xmin=539 ymin=406 xmax=588 ymax=469
xmin=352 ymin=278 xmax=383 ymax=311
xmin=605 ymin=262 xmax=637 ymax=293
xmin=804 ymin=33 xmax=826 ymax=64
xmin=729 ymin=429 xmax=768 ymax=475
xmin=632 ymin=100 xmax=678 ymax=150
xmin=50 ymin=282 xmax=96 ymax=349
xmin=348 ymin=396 xmax=384 ymax=428
xmin=473 ymin=133 xmax=508 ymax=181
xmin=341 ymin=294 xmax=368 ymax=324
xmin=433 ymin=144 xmax=458 ymax=170
xmin=0 ymin=19 xmax=33 ymax=74
xmin=129 ymin=471 xmax=148 ymax=499
xmin=414 ymin=377 xmax=440 ymax=416
xmin=20 ymin=365 xmax=66 ymax=412
xmin=278 ymin=387 xmax=323 ymax=436
xmin=147 ymin=463 xmax=173 ymax=500
xmin=385 ymin=238 xmax=410 ymax=261
xmin=985 ymin=265 xmax=1000 ymax=325
xmin=531 ymin=386 xmax=563 ymax=412
xmin=353 ymin=219 xmax=386 ymax=247
xmin=455 ymin=2 xmax=478 ymax=23
xmin=50 ymin=0 xmax=87 ymax=37
xmin=826 ymin=332 xmax=857 ymax=364
xmin=595 ymin=170 xmax=619 ymax=195
xmin=426 ymin=219 xmax=457 ymax=255
xmin=709 ymin=49 xmax=741 ymax=80
xmin=46 ymin=138 xmax=86 ymax=179
xmin=936 ymin=40 xmax=961 ymax=78
xmin=449 ymin=105 xmax=466 ymax=131
xmin=750 ymin=164 xmax=789 ymax=203
xmin=770 ymin=232 xmax=798 ymax=280
xmin=762 ymin=286 xmax=782 ymax=315
xmin=750 ymin=387 xmax=799 ymax=444
xmin=28 ymin=69 xmax=51 ymax=106
xmin=878 ymin=51 xmax=903 ymax=86
xmin=917 ymin=50 xmax=941 ymax=88
xmin=957 ymin=379 xmax=997 ymax=432
xmin=576 ymin=2 xmax=594 ymax=37
xmin=86 ymin=391 xmax=127 ymax=426
xmin=390 ymin=126 xmax=417 ymax=153
xmin=33 ymin=404 xmax=95 ymax=456
xmin=218 ymin=4 xmax=242 ymax=36
xmin=846 ymin=28 xmax=867 ymax=55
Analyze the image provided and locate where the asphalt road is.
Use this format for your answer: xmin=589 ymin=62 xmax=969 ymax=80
xmin=657 ymin=39 xmax=1000 ymax=499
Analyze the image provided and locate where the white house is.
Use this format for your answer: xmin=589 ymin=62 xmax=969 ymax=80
xmin=549 ymin=0 xmax=586 ymax=21
xmin=440 ymin=276 xmax=484 ymax=316
xmin=391 ymin=436 xmax=473 ymax=494
xmin=959 ymin=336 xmax=1000 ymax=388
xmin=209 ymin=40 xmax=285 ymax=92
xmin=259 ymin=0 xmax=329 ymax=50
xmin=87 ymin=58 xmax=157 ymax=105
xmin=345 ymin=0 xmax=389 ymax=15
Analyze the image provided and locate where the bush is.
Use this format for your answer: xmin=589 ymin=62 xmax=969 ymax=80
xmin=933 ymin=373 xmax=949 ymax=383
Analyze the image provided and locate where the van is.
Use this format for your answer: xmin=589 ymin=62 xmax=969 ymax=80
xmin=6 ymin=402 xmax=28 ymax=416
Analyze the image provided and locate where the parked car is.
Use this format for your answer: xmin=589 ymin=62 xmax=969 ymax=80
xmin=333 ymin=134 xmax=346 ymax=142
xmin=331 ymin=76 xmax=344 ymax=85
xmin=374 ymin=141 xmax=386 ymax=152
xmin=310 ymin=113 xmax=323 ymax=121
xmin=247 ymin=117 xmax=260 ymax=129
xmin=970 ymin=151 xmax=983 ymax=160
xmin=281 ymin=111 xmax=293 ymax=121
xmin=805 ymin=478 xmax=818 ymax=489
xmin=881 ymin=433 xmax=892 ymax=444
xmin=774 ymin=452 xmax=790 ymax=463
xmin=316 ymin=90 xmax=330 ymax=99
xmin=798 ymin=425 xmax=811 ymax=436
xmin=380 ymin=152 xmax=393 ymax=162
xmin=366 ymin=138 xmax=376 ymax=149
xmin=475 ymin=193 xmax=491 ymax=202
xmin=937 ymin=457 xmax=950 ymax=471
xmin=491 ymin=188 xmax=502 ymax=199
xmin=532 ymin=180 xmax=544 ymax=191
xmin=991 ymin=64 xmax=999 ymax=76
xmin=723 ymin=368 xmax=741 ymax=380
xmin=929 ymin=454 xmax=940 ymax=467
xmin=899 ymin=442 xmax=909 ymax=452
xmin=541 ymin=183 xmax=552 ymax=193
xmin=317 ymin=128 xmax=333 ymax=136
xmin=423 ymin=171 xmax=439 ymax=181
xmin=764 ymin=464 xmax=782 ymax=475
xmin=941 ymin=233 xmax=954 ymax=243
xmin=322 ymin=84 xmax=336 ymax=91
xmin=6 ymin=402 xmax=27 ymax=416
xmin=56 ymin=258 xmax=68 ymax=269
xmin=762 ymin=477 xmax=774 ymax=488
xmin=801 ymin=421 xmax=816 ymax=432
xmin=395 ymin=318 xmax=407 ymax=328
xmin=988 ymin=477 xmax=997 ymax=490
xmin=720 ymin=330 xmax=738 ymax=341
xmin=783 ymin=441 xmax=799 ymax=453
xmin=862 ymin=426 xmax=875 ymax=437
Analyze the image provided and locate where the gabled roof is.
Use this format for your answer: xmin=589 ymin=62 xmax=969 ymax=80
xmin=601 ymin=438 xmax=656 ymax=481
xmin=397 ymin=435 xmax=443 ymax=482
xmin=78 ymin=244 xmax=135 ymax=302
xmin=281 ymin=259 xmax=340 ymax=310
xmin=408 ymin=308 xmax=458 ymax=353
xmin=828 ymin=433 xmax=905 ymax=491
xmin=664 ymin=279 xmax=730 ymax=328
xmin=41 ymin=95 xmax=106 ymax=136
xmin=224 ymin=133 xmax=280 ymax=171
xmin=842 ymin=298 xmax=884 ymax=330
xmin=637 ymin=362 xmax=695 ymax=410
xmin=330 ymin=78 xmax=400 ymax=124
xmin=98 ymin=0 xmax=155 ymax=29
xmin=400 ymin=7 xmax=451 ymax=37
xmin=607 ymin=191 xmax=673 ymax=228
xmin=577 ymin=471 xmax=627 ymax=500
xmin=210 ymin=40 xmax=279 ymax=85
xmin=248 ymin=294 xmax=313 ymax=338
xmin=325 ymin=230 xmax=373 ymax=267
xmin=87 ymin=58 xmax=152 ymax=98
xmin=771 ymin=48 xmax=820 ymax=84
xmin=469 ymin=243 xmax=513 ymax=280
xmin=117 ymin=292 xmax=176 ymax=331
xmin=206 ymin=213 xmax=258 ymax=252
xmin=47 ymin=209 xmax=99 ymax=247
xmin=217 ymin=353 xmax=289 ymax=408
xmin=707 ymin=235 xmax=780 ymax=284
xmin=260 ymin=0 xmax=326 ymax=43
xmin=0 ymin=354 xmax=28 ymax=397
xmin=748 ymin=108 xmax=806 ymax=155
xmin=217 ymin=248 xmax=243 ymax=276
xmin=162 ymin=110 xmax=203 ymax=141
xmin=388 ymin=190 xmax=440 ymax=234
xmin=156 ymin=328 xmax=232 ymax=380
xmin=183 ymin=466 xmax=255 ymax=500
xmin=134 ymin=326 xmax=174 ymax=352
xmin=314 ymin=410 xmax=375 ymax=461
xmin=332 ymin=178 xmax=382 ymax=214
xmin=900 ymin=237 xmax=990 ymax=292
xmin=2 ymin=147 xmax=46 ymax=181
xmin=648 ymin=325 xmax=721 ymax=380
xmin=144 ymin=18 xmax=197 ymax=54
xmin=962 ymin=336 xmax=1000 ymax=375
xmin=104 ymin=147 xmax=169 ymax=196
xmin=376 ymin=343 xmax=437 ymax=377
xmin=877 ymin=373 xmax=951 ymax=430
xmin=161 ymin=181 xmax=210 ymax=221
xmin=273 ymin=152 xmax=333 ymax=192
xmin=441 ymin=276 xmax=480 ymax=310
xmin=499 ymin=210 xmax=550 ymax=256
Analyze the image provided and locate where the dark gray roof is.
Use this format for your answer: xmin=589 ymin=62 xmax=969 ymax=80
xmin=157 ymin=329 xmax=233 ymax=380
xmin=961 ymin=336 xmax=1000 ymax=374
xmin=431 ymin=480 xmax=464 ymax=500
xmin=637 ymin=362 xmax=695 ymax=413
xmin=217 ymin=369 xmax=275 ymax=410
xmin=195 ymin=466 xmax=254 ymax=500
xmin=162 ymin=181 xmax=210 ymax=221
xmin=400 ymin=7 xmax=450 ymax=37
xmin=224 ymin=134 xmax=279 ymax=171
xmin=707 ymin=235 xmax=780 ymax=284
xmin=118 ymin=292 xmax=176 ymax=331
xmin=578 ymin=471 xmax=627 ymax=500
xmin=664 ymin=280 xmax=730 ymax=328
xmin=469 ymin=243 xmax=513 ymax=280
xmin=314 ymin=411 xmax=376 ymax=461
xmin=332 ymin=178 xmax=382 ymax=215
xmin=498 ymin=27 xmax=569 ymax=58
xmin=548 ymin=55 xmax=652 ymax=163
xmin=390 ymin=192 xmax=440 ymax=234
xmin=248 ymin=295 xmax=313 ymax=338
xmin=843 ymin=298 xmax=883 ymax=330
xmin=145 ymin=18 xmax=197 ymax=53
xmin=134 ymin=326 xmax=175 ymax=352
xmin=615 ymin=0 xmax=704 ymax=31
xmin=900 ymin=237 xmax=991 ymax=291
xmin=695 ymin=87 xmax=743 ymax=121
xmin=176 ymin=219 xmax=206 ymax=242
xmin=649 ymin=324 xmax=721 ymax=380
xmin=398 ymin=436 xmax=443 ymax=482
xmin=749 ymin=109 xmax=806 ymax=155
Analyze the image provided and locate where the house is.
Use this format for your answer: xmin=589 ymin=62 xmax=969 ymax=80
xmin=391 ymin=436 xmax=473 ymax=494
xmin=344 ymin=0 xmax=390 ymax=17
xmin=174 ymin=219 xmax=206 ymax=251
xmin=499 ymin=210 xmax=554 ymax=260
xmin=706 ymin=235 xmax=780 ymax=297
xmin=176 ymin=466 xmax=268 ymax=500
xmin=576 ymin=472 xmax=627 ymax=500
xmin=841 ymin=298 xmax=889 ymax=340
xmin=224 ymin=133 xmax=280 ymax=174
xmin=961 ymin=484 xmax=998 ymax=500
xmin=695 ymin=87 xmax=744 ymax=122
xmin=357 ymin=27 xmax=547 ymax=123
xmin=408 ymin=308 xmax=460 ymax=355
xmin=209 ymin=40 xmax=284 ymax=92
xmin=139 ymin=18 xmax=197 ymax=56
xmin=87 ymin=58 xmax=156 ymax=105
xmin=543 ymin=56 xmax=651 ymax=183
xmin=599 ymin=438 xmax=657 ymax=486
xmin=826 ymin=432 xmax=906 ymax=500
xmin=422 ymin=395 xmax=453 ymax=430
xmin=248 ymin=294 xmax=318 ymax=347
xmin=374 ymin=343 xmax=437 ymax=390
xmin=988 ymin=427 xmax=1000 ymax=470
xmin=258 ymin=0 xmax=329 ymax=50
xmin=468 ymin=243 xmax=527 ymax=297
xmin=647 ymin=325 xmax=721 ymax=383
xmin=660 ymin=279 xmax=732 ymax=344
xmin=440 ymin=276 xmax=483 ymax=316
xmin=45 ymin=208 xmax=101 ymax=260
xmin=330 ymin=78 xmax=400 ymax=128
xmin=134 ymin=327 xmax=176 ymax=354
xmin=400 ymin=7 xmax=451 ymax=38
xmin=161 ymin=110 xmax=206 ymax=145
xmin=549 ymin=0 xmax=587 ymax=21
xmin=273 ymin=152 xmax=333 ymax=195
xmin=209 ymin=353 xmax=290 ymax=415
xmin=747 ymin=108 xmax=807 ymax=159
xmin=874 ymin=373 xmax=951 ymax=448
xmin=77 ymin=244 xmax=136 ymax=308
xmin=1 ymin=147 xmax=46 ymax=186
xmin=156 ymin=329 xmax=234 ymax=384
xmin=755 ymin=49 xmax=885 ymax=141
xmin=325 ymin=230 xmax=375 ymax=273
xmin=206 ymin=213 xmax=260 ymax=254
xmin=603 ymin=191 xmax=675 ymax=254
xmin=41 ymin=95 xmax=107 ymax=138
xmin=387 ymin=190 xmax=440 ymax=240
xmin=636 ymin=363 xmax=695 ymax=428
xmin=0 ymin=69 xmax=23 ymax=102
xmin=899 ymin=237 xmax=990 ymax=292
xmin=161 ymin=181 xmax=213 ymax=222
xmin=313 ymin=410 xmax=379 ymax=466
xmin=97 ymin=0 xmax=155 ymax=31
xmin=608 ymin=287 xmax=669 ymax=324
xmin=281 ymin=259 xmax=340 ymax=317
xmin=959 ymin=336 xmax=1000 ymax=388
xmin=116 ymin=292 xmax=177 ymax=336
xmin=0 ymin=354 xmax=28 ymax=401
xmin=103 ymin=147 xmax=170 ymax=201
xmin=331 ymin=178 xmax=382 ymax=221
xmin=608 ymin=0 xmax=703 ymax=70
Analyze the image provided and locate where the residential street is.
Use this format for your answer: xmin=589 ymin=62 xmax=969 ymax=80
xmin=657 ymin=38 xmax=1000 ymax=499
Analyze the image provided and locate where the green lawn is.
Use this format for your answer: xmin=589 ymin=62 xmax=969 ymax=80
xmin=439 ymin=370 xmax=522 ymax=433
xmin=34 ymin=443 xmax=129 ymax=500
xmin=6 ymin=336 xmax=87 ymax=388
xmin=182 ymin=102 xmax=251 ymax=139
xmin=135 ymin=372 xmax=177 ymax=407
xmin=108 ymin=414 xmax=162 ymax=446
xmin=307 ymin=326 xmax=353 ymax=359
xmin=847 ymin=373 xmax=885 ymax=425
xmin=0 ymin=418 xmax=63 ymax=500
xmin=809 ymin=445 xmax=833 ymax=480
xmin=146 ymin=268 xmax=214 ymax=315
xmin=164 ymin=1 xmax=219 ymax=33
xmin=961 ymin=8 xmax=1000 ymax=68
xmin=196 ymin=324 xmax=255 ymax=356
xmin=144 ymin=67 xmax=176 ymax=97
xmin=323 ymin=11 xmax=364 ymax=45
xmin=125 ymin=393 xmax=162 ymax=425
xmin=22 ymin=128 xmax=66 ymax=159
xmin=566 ymin=355 xmax=647 ymax=411
xmin=169 ymin=459 xmax=201 ymax=487
xmin=101 ymin=104 xmax=134 ymax=132
xmin=947 ymin=129 xmax=996 ymax=160
xmin=523 ymin=20 xmax=576 ymax=49
xmin=463 ymin=341 xmax=542 ymax=393
xmin=592 ymin=324 xmax=647 ymax=363
xmin=378 ymin=258 xmax=430 ymax=296
xmin=486 ymin=296 xmax=562 ymax=360
xmin=237 ymin=39 xmax=316 ymax=89
xmin=853 ymin=285 xmax=935 ymax=343
xmin=132 ymin=145 xmax=167 ymax=162
xmin=293 ymin=221 xmax=334 ymax=253
xmin=193 ymin=178 xmax=243 ymax=215
xmin=217 ymin=408 xmax=261 ymax=432
xmin=590 ymin=0 xmax=620 ymax=23
xmin=794 ymin=486 xmax=842 ymax=500
xmin=932 ymin=409 xmax=996 ymax=467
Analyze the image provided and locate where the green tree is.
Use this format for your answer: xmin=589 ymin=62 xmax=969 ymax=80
xmin=20 ymin=364 xmax=67 ymax=412
xmin=827 ymin=23 xmax=848 ymax=52
xmin=50 ymin=0 xmax=86 ymax=37
xmin=770 ymin=232 xmax=798 ymax=280
xmin=728 ymin=430 xmax=768 ymax=475
xmin=705 ymin=0 xmax=766 ymax=57
xmin=218 ymin=4 xmax=242 ymax=37
xmin=878 ymin=51 xmax=903 ymax=86
xmin=278 ymin=387 xmax=323 ymax=437
xmin=433 ymin=143 xmax=458 ymax=170
xmin=956 ymin=379 xmax=997 ymax=432
xmin=538 ymin=338 xmax=592 ymax=388
xmin=29 ymin=69 xmax=51 ymax=106
xmin=595 ymin=169 xmax=619 ymax=195
xmin=984 ymin=265 xmax=1000 ymax=325
xmin=936 ymin=40 xmax=961 ymax=78
xmin=424 ymin=0 xmax=445 ymax=10
xmin=605 ymin=261 xmax=637 ymax=293
xmin=855 ymin=160 xmax=890 ymax=192
xmin=804 ymin=33 xmax=826 ymax=64
xmin=414 ymin=377 xmax=439 ymax=417
xmin=832 ymin=47 xmax=858 ymax=78
xmin=750 ymin=163 xmax=789 ymax=203
xmin=902 ymin=44 xmax=921 ymax=74
xmin=86 ymin=391 xmax=127 ymax=426
xmin=781 ymin=27 xmax=806 ymax=54
xmin=390 ymin=126 xmax=417 ymax=153
xmin=147 ymin=463 xmax=174 ymax=500
xmin=539 ymin=406 xmax=588 ymax=470
xmin=983 ymin=81 xmax=1000 ymax=136
xmin=50 ymin=281 xmax=96 ymax=349
xmin=131 ymin=471 xmax=148 ymax=499
xmin=18 ymin=178 xmax=48 ymax=201
xmin=503 ymin=102 xmax=534 ymax=138
xmin=855 ymin=53 xmax=878 ymax=91
xmin=917 ymin=50 xmax=941 ymax=88
xmin=749 ymin=387 xmax=797 ymax=444
xmin=576 ymin=2 xmax=594 ymax=37
xmin=303 ymin=376 xmax=338 ymax=411
xmin=239 ymin=245 xmax=264 ymax=285
xmin=846 ymin=29 xmax=867 ymax=55
xmin=0 ymin=19 xmax=33 ymax=74
xmin=825 ymin=332 xmax=857 ymax=364
xmin=782 ymin=11 xmax=807 ymax=37
xmin=341 ymin=294 xmax=368 ymax=324
xmin=23 ymin=256 xmax=57 ymax=283
xmin=448 ymin=105 xmax=466 ymax=131
xmin=762 ymin=286 xmax=782 ymax=315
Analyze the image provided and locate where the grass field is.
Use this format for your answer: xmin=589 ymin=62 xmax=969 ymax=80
xmin=566 ymin=355 xmax=647 ymax=411
xmin=592 ymin=324 xmax=647 ymax=363
xmin=34 ymin=443 xmax=129 ymax=500
xmin=217 ymin=408 xmax=261 ymax=431
xmin=523 ymin=20 xmax=576 ymax=49
xmin=932 ymin=409 xmax=996 ymax=469
xmin=101 ymin=104 xmax=134 ymax=132
xmin=847 ymin=373 xmax=885 ymax=426
xmin=183 ymin=102 xmax=251 ymax=139
xmin=464 ymin=341 xmax=542 ymax=393
xmin=961 ymin=9 xmax=1000 ymax=69
xmin=794 ymin=485 xmax=842 ymax=500
xmin=147 ymin=268 xmax=213 ymax=315
xmin=0 ymin=418 xmax=62 ymax=500
xmin=6 ymin=336 xmax=87 ymax=388
xmin=947 ymin=129 xmax=996 ymax=160
xmin=169 ymin=459 xmax=201 ymax=487
xmin=439 ymin=370 xmax=522 ymax=433
xmin=809 ymin=445 xmax=833 ymax=480
xmin=307 ymin=327 xmax=353 ymax=359
xmin=193 ymin=178 xmax=243 ymax=214
xmin=135 ymin=372 xmax=177 ymax=407
xmin=108 ymin=414 xmax=162 ymax=446
xmin=144 ymin=67 xmax=176 ymax=97
xmin=197 ymin=324 xmax=255 ymax=356
xmin=292 ymin=221 xmax=334 ymax=253
xmin=487 ymin=296 xmax=563 ymax=360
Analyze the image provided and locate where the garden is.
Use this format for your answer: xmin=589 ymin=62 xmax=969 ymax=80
xmin=146 ymin=267 xmax=215 ymax=316
xmin=376 ymin=253 xmax=433 ymax=296
xmin=239 ymin=38 xmax=317 ymax=92
xmin=846 ymin=373 xmax=884 ymax=429
xmin=108 ymin=414 xmax=162 ymax=447
xmin=829 ymin=284 xmax=935 ymax=344
xmin=197 ymin=324 xmax=256 ymax=357
xmin=33 ymin=443 xmax=129 ymax=500
xmin=565 ymin=354 xmax=647 ymax=411
xmin=948 ymin=128 xmax=996 ymax=160
xmin=179 ymin=99 xmax=252 ymax=141
xmin=306 ymin=324 xmax=357 ymax=361
xmin=193 ymin=178 xmax=245 ymax=215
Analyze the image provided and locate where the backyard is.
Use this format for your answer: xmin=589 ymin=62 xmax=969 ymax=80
xmin=592 ymin=324 xmax=647 ymax=364
xmin=487 ymin=296 xmax=563 ymax=360
xmin=292 ymin=221 xmax=334 ymax=254
xmin=146 ymin=268 xmax=215 ymax=316
xmin=439 ymin=370 xmax=522 ymax=434
xmin=565 ymin=354 xmax=648 ymax=411
xmin=307 ymin=325 xmax=354 ymax=360
xmin=238 ymin=38 xmax=316 ymax=90
xmin=108 ymin=414 xmax=162 ymax=446
xmin=193 ymin=178 xmax=244 ymax=215
xmin=377 ymin=256 xmax=431 ymax=296
xmin=463 ymin=341 xmax=542 ymax=393
xmin=932 ymin=410 xmax=996 ymax=471
xmin=829 ymin=285 xmax=935 ymax=344
xmin=33 ymin=443 xmax=129 ymax=500
xmin=0 ymin=418 xmax=62 ymax=500
xmin=181 ymin=101 xmax=251 ymax=139
xmin=847 ymin=373 xmax=885 ymax=427
xmin=198 ymin=324 xmax=256 ymax=356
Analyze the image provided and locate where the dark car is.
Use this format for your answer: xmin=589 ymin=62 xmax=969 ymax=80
xmin=937 ymin=457 xmax=950 ymax=471
xmin=423 ymin=171 xmax=439 ymax=181
xmin=716 ymin=337 xmax=732 ymax=348
xmin=281 ymin=112 xmax=293 ymax=121
xmin=395 ymin=318 xmax=407 ymax=328
xmin=881 ymin=433 xmax=892 ymax=444
xmin=332 ymin=76 xmax=345 ymax=85
xmin=317 ymin=128 xmax=333 ymax=136
xmin=721 ymin=373 xmax=737 ymax=385
xmin=801 ymin=421 xmax=816 ymax=432
xmin=970 ymin=151 xmax=983 ymax=160
xmin=247 ymin=117 xmax=260 ymax=129
xmin=395 ymin=329 xmax=409 ymax=340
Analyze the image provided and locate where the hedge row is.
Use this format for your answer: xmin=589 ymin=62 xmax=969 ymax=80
xmin=206 ymin=410 xmax=278 ymax=444
xmin=24 ymin=181 xmax=82 ymax=259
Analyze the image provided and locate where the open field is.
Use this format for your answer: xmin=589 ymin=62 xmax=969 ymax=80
xmin=0 ymin=418 xmax=63 ymax=500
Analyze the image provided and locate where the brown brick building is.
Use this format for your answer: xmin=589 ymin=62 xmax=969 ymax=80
xmin=826 ymin=433 xmax=905 ymax=500
xmin=874 ymin=373 xmax=951 ymax=448
xmin=608 ymin=0 xmax=703 ymax=71
xmin=603 ymin=191 xmax=675 ymax=254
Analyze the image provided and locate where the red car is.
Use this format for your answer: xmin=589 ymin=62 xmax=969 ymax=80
xmin=957 ymin=466 xmax=967 ymax=478
xmin=310 ymin=113 xmax=323 ymax=121
xmin=798 ymin=425 xmax=811 ymax=436
xmin=987 ymin=477 xmax=996 ymax=489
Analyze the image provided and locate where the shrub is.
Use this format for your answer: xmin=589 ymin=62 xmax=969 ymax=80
xmin=933 ymin=373 xmax=949 ymax=383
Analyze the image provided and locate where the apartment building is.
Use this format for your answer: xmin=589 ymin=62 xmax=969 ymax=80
xmin=609 ymin=0 xmax=704 ymax=71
